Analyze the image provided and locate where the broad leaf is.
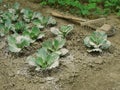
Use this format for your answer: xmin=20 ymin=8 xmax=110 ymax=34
xmin=47 ymin=53 xmax=59 ymax=67
xmin=60 ymin=24 xmax=74 ymax=37
xmin=14 ymin=21 xmax=25 ymax=32
xmin=32 ymin=12 xmax=42 ymax=20
xmin=21 ymin=8 xmax=34 ymax=22
xmin=50 ymin=27 xmax=62 ymax=36
xmin=27 ymin=56 xmax=36 ymax=66
xmin=36 ymin=57 xmax=46 ymax=68
xmin=33 ymin=19 xmax=44 ymax=29
xmin=30 ymin=26 xmax=40 ymax=39
xmin=13 ymin=2 xmax=20 ymax=10
xmin=53 ymin=37 xmax=66 ymax=50
xmin=8 ymin=43 xmax=21 ymax=52
xmin=40 ymin=16 xmax=49 ymax=26
xmin=37 ymin=48 xmax=48 ymax=60
xmin=42 ymin=40 xmax=53 ymax=51
xmin=47 ymin=16 xmax=56 ymax=26
xmin=27 ymin=48 xmax=60 ymax=70
xmin=8 ymin=34 xmax=33 ymax=52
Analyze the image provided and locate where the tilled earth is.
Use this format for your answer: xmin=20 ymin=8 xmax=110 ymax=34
xmin=0 ymin=0 xmax=120 ymax=90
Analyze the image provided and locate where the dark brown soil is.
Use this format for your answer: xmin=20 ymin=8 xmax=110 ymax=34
xmin=0 ymin=0 xmax=120 ymax=90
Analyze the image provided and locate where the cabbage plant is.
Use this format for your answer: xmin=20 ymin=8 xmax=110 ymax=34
xmin=13 ymin=21 xmax=26 ymax=33
xmin=51 ymin=24 xmax=74 ymax=38
xmin=32 ymin=19 xmax=44 ymax=29
xmin=38 ymin=16 xmax=56 ymax=27
xmin=23 ymin=26 xmax=45 ymax=41
xmin=21 ymin=8 xmax=34 ymax=22
xmin=47 ymin=16 xmax=56 ymax=26
xmin=0 ymin=20 xmax=13 ymax=36
xmin=27 ymin=48 xmax=59 ymax=70
xmin=1 ymin=9 xmax=18 ymax=22
xmin=84 ymin=31 xmax=111 ymax=52
xmin=42 ymin=37 xmax=68 ymax=56
xmin=7 ymin=34 xmax=33 ymax=52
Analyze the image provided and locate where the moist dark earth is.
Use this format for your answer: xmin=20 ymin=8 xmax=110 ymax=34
xmin=0 ymin=0 xmax=120 ymax=90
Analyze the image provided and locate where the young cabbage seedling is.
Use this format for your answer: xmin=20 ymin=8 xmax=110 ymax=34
xmin=47 ymin=16 xmax=56 ymax=26
xmin=84 ymin=31 xmax=111 ymax=52
xmin=23 ymin=26 xmax=45 ymax=41
xmin=8 ymin=2 xmax=20 ymax=21
xmin=13 ymin=21 xmax=26 ymax=33
xmin=0 ymin=3 xmax=19 ymax=23
xmin=32 ymin=19 xmax=44 ymax=29
xmin=13 ymin=2 xmax=20 ymax=10
xmin=32 ymin=12 xmax=42 ymax=20
xmin=9 ymin=2 xmax=20 ymax=12
xmin=1 ymin=9 xmax=18 ymax=22
xmin=42 ymin=37 xmax=68 ymax=56
xmin=51 ymin=24 xmax=74 ymax=38
xmin=27 ymin=48 xmax=60 ymax=71
xmin=21 ymin=8 xmax=34 ymax=22
xmin=33 ymin=16 xmax=56 ymax=29
xmin=7 ymin=34 xmax=33 ymax=52
xmin=39 ymin=16 xmax=49 ymax=26
xmin=0 ymin=20 xmax=13 ymax=36
xmin=39 ymin=16 xmax=56 ymax=26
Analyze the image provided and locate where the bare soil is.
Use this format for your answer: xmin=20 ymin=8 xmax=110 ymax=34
xmin=0 ymin=0 xmax=120 ymax=90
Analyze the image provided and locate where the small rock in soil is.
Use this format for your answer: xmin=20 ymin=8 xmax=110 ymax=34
xmin=8 ymin=71 xmax=15 ymax=77
xmin=94 ymin=59 xmax=104 ymax=64
xmin=45 ymin=77 xmax=54 ymax=81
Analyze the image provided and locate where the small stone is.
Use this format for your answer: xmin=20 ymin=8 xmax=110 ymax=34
xmin=94 ymin=59 xmax=104 ymax=64
xmin=8 ymin=71 xmax=15 ymax=77
xmin=32 ymin=77 xmax=45 ymax=83
xmin=77 ymin=39 xmax=81 ymax=42
xmin=45 ymin=77 xmax=54 ymax=81
xmin=60 ymin=48 xmax=69 ymax=56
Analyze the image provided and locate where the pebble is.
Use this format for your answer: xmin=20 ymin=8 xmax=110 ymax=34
xmin=8 ymin=71 xmax=15 ymax=77
xmin=94 ymin=59 xmax=104 ymax=64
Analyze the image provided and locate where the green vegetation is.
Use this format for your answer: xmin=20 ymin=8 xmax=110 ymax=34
xmin=50 ymin=24 xmax=74 ymax=38
xmin=0 ymin=1 xmax=113 ymax=71
xmin=27 ymin=24 xmax=72 ymax=70
xmin=26 ymin=22 xmax=72 ymax=70
xmin=23 ymin=26 xmax=45 ymax=41
xmin=8 ymin=34 xmax=33 ymax=52
xmin=42 ymin=37 xmax=68 ymax=56
xmin=27 ymin=37 xmax=69 ymax=71
xmin=0 ymin=0 xmax=2 ymax=3
xmin=0 ymin=2 xmax=57 ymax=53
xmin=84 ymin=31 xmax=111 ymax=52
xmin=27 ymin=48 xmax=60 ymax=70
xmin=40 ymin=0 xmax=120 ymax=16
xmin=0 ymin=2 xmax=73 ymax=70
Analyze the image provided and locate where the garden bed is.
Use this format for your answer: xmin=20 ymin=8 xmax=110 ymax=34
xmin=0 ymin=0 xmax=120 ymax=90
